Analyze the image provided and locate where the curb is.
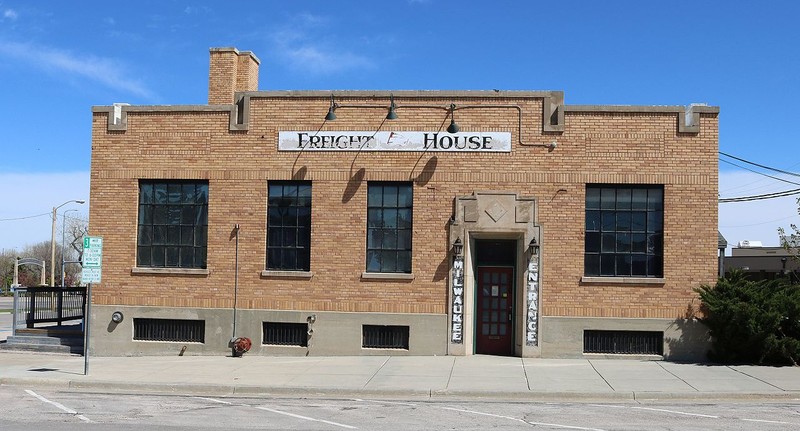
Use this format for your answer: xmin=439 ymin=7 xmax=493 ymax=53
xmin=3 ymin=377 xmax=800 ymax=402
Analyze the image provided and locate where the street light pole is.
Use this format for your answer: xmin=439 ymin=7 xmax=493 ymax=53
xmin=51 ymin=199 xmax=85 ymax=287
xmin=61 ymin=209 xmax=78 ymax=287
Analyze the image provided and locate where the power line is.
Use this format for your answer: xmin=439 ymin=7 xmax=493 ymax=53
xmin=719 ymin=159 xmax=800 ymax=187
xmin=720 ymin=151 xmax=800 ymax=178
xmin=0 ymin=212 xmax=50 ymax=222
xmin=719 ymin=152 xmax=800 ymax=203
xmin=719 ymin=188 xmax=800 ymax=203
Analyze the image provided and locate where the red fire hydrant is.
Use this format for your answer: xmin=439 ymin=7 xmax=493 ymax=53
xmin=231 ymin=337 xmax=251 ymax=357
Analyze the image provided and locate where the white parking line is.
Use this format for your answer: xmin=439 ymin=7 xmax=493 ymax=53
xmin=254 ymin=406 xmax=357 ymax=429
xmin=353 ymin=398 xmax=418 ymax=407
xmin=742 ymin=418 xmax=797 ymax=425
xmin=194 ymin=396 xmax=232 ymax=405
xmin=630 ymin=406 xmax=718 ymax=418
xmin=196 ymin=396 xmax=357 ymax=429
xmin=440 ymin=406 xmax=606 ymax=431
xmin=25 ymin=390 xmax=93 ymax=423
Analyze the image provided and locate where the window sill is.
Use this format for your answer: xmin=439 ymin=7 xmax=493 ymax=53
xmin=361 ymin=272 xmax=415 ymax=281
xmin=261 ymin=270 xmax=313 ymax=279
xmin=580 ymin=276 xmax=665 ymax=286
xmin=131 ymin=267 xmax=209 ymax=276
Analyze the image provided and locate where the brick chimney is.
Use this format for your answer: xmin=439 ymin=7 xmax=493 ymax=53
xmin=208 ymin=47 xmax=260 ymax=105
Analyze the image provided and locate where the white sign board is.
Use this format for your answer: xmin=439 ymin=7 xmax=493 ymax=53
xmin=279 ymin=131 xmax=511 ymax=152
xmin=81 ymin=236 xmax=103 ymax=283
xmin=82 ymin=267 xmax=102 ymax=284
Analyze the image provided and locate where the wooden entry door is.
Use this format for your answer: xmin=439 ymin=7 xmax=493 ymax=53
xmin=476 ymin=266 xmax=514 ymax=356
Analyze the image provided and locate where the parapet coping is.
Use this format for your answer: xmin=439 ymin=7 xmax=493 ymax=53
xmin=93 ymin=90 xmax=717 ymax=134
xmin=209 ymin=46 xmax=261 ymax=65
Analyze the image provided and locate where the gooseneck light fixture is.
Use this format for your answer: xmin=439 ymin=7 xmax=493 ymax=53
xmin=447 ymin=103 xmax=460 ymax=134
xmin=386 ymin=94 xmax=398 ymax=120
xmin=325 ymin=94 xmax=338 ymax=121
xmin=319 ymin=92 xmax=557 ymax=150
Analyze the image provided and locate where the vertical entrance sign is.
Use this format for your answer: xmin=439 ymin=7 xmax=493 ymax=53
xmin=526 ymin=253 xmax=540 ymax=346
xmin=451 ymin=256 xmax=465 ymax=343
xmin=81 ymin=236 xmax=102 ymax=375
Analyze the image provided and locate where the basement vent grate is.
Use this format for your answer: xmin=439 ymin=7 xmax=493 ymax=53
xmin=362 ymin=325 xmax=409 ymax=350
xmin=584 ymin=330 xmax=663 ymax=355
xmin=263 ymin=322 xmax=308 ymax=347
xmin=133 ymin=318 xmax=205 ymax=343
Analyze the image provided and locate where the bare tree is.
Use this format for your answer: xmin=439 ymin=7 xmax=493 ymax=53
xmin=779 ymin=197 xmax=800 ymax=259
xmin=62 ymin=214 xmax=89 ymax=286
xmin=0 ymin=250 xmax=16 ymax=292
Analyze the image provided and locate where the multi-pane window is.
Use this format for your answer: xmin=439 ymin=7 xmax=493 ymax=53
xmin=267 ymin=181 xmax=311 ymax=271
xmin=137 ymin=181 xmax=208 ymax=269
xmin=367 ymin=182 xmax=413 ymax=273
xmin=585 ymin=185 xmax=663 ymax=277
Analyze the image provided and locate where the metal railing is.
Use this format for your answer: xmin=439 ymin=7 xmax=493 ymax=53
xmin=583 ymin=330 xmax=664 ymax=355
xmin=12 ymin=287 xmax=87 ymax=334
xmin=362 ymin=325 xmax=410 ymax=349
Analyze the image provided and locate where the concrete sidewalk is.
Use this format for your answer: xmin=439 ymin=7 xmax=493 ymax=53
xmin=1 ymin=351 xmax=800 ymax=401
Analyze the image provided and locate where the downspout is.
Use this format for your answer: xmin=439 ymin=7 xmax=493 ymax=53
xmin=231 ymin=224 xmax=240 ymax=346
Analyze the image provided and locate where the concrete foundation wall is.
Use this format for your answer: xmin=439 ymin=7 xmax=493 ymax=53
xmin=540 ymin=316 xmax=710 ymax=362
xmin=90 ymin=305 xmax=447 ymax=356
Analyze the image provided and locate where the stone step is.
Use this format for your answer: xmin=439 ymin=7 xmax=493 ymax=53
xmin=6 ymin=335 xmax=83 ymax=346
xmin=0 ymin=342 xmax=82 ymax=355
xmin=1 ymin=335 xmax=84 ymax=354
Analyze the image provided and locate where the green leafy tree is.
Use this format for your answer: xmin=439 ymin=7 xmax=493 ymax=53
xmin=696 ymin=270 xmax=800 ymax=365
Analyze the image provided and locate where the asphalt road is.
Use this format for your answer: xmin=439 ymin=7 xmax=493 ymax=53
xmin=1 ymin=387 xmax=799 ymax=430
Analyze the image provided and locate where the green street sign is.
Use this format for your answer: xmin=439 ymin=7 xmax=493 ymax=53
xmin=82 ymin=236 xmax=103 ymax=283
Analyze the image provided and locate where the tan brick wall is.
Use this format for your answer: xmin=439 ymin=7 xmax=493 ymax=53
xmin=89 ymin=95 xmax=718 ymax=321
xmin=208 ymin=49 xmax=258 ymax=104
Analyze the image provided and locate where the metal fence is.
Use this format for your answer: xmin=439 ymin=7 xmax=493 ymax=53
xmin=12 ymin=287 xmax=87 ymax=334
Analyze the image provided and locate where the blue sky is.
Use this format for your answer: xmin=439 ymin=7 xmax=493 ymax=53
xmin=0 ymin=1 xmax=799 ymax=251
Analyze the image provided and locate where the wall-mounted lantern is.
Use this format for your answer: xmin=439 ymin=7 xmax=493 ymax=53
xmin=528 ymin=238 xmax=539 ymax=256
xmin=453 ymin=237 xmax=463 ymax=258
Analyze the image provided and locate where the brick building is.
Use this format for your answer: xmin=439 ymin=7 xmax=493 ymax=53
xmin=88 ymin=47 xmax=719 ymax=360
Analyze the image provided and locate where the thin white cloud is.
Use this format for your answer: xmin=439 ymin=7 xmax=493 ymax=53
xmin=0 ymin=41 xmax=155 ymax=99
xmin=3 ymin=9 xmax=17 ymax=20
xmin=269 ymin=14 xmax=376 ymax=76
xmin=283 ymin=45 xmax=375 ymax=75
